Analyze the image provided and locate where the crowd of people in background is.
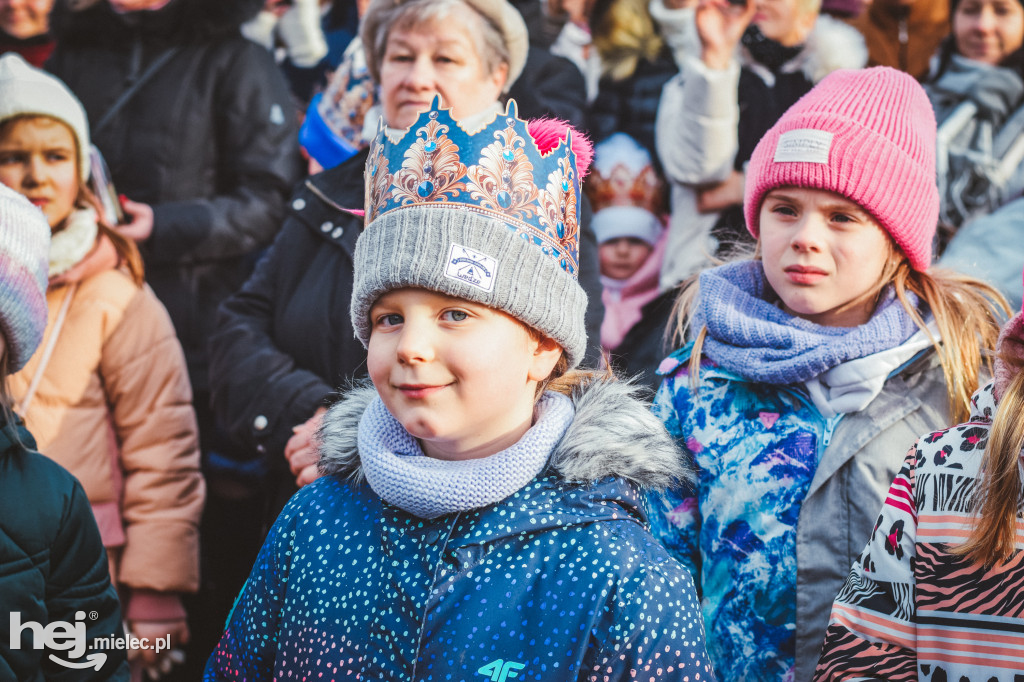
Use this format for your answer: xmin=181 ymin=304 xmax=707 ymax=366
xmin=0 ymin=0 xmax=1023 ymax=680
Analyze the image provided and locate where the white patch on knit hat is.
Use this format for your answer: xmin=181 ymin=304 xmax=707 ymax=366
xmin=444 ymin=243 xmax=497 ymax=293
xmin=774 ymin=129 xmax=834 ymax=164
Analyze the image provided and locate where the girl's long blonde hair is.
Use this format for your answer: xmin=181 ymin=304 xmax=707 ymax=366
xmin=672 ymin=248 xmax=1008 ymax=425
xmin=77 ymin=184 xmax=145 ymax=287
xmin=955 ymin=351 xmax=1024 ymax=566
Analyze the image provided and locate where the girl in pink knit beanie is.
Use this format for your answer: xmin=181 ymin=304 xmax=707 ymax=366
xmin=646 ymin=66 xmax=1009 ymax=682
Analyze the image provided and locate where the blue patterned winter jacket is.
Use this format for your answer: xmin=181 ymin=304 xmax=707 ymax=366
xmin=204 ymin=379 xmax=716 ymax=681
xmin=646 ymin=343 xmax=951 ymax=682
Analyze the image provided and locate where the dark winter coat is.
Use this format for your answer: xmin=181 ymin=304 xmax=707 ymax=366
xmin=47 ymin=0 xmax=304 ymax=391
xmin=587 ymin=50 xmax=679 ymax=169
xmin=0 ymin=420 xmax=128 ymax=681
xmin=508 ymin=46 xmax=589 ymax=131
xmin=208 ymin=150 xmax=368 ymax=497
xmin=608 ymin=288 xmax=677 ymax=394
xmin=203 ymin=378 xmax=715 ymax=681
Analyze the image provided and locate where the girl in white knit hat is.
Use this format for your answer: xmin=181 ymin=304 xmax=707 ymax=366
xmin=0 ymin=53 xmax=204 ymax=680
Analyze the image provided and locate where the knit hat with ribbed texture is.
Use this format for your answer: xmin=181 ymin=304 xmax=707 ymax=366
xmin=0 ymin=54 xmax=91 ymax=180
xmin=351 ymin=103 xmax=591 ymax=367
xmin=0 ymin=183 xmax=50 ymax=372
xmin=744 ymin=67 xmax=938 ymax=272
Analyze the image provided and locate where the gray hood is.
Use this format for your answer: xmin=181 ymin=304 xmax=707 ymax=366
xmin=317 ymin=376 xmax=692 ymax=492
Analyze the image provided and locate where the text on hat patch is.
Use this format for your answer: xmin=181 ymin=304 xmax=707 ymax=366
xmin=444 ymin=243 xmax=497 ymax=293
xmin=774 ymin=129 xmax=833 ymax=164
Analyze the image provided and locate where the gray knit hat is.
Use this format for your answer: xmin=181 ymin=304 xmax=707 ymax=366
xmin=351 ymin=100 xmax=591 ymax=368
xmin=0 ymin=183 xmax=50 ymax=372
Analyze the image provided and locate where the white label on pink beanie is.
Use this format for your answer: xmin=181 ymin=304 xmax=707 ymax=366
xmin=774 ymin=129 xmax=833 ymax=164
xmin=444 ymin=243 xmax=497 ymax=293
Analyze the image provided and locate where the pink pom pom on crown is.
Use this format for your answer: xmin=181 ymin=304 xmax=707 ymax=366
xmin=527 ymin=118 xmax=593 ymax=179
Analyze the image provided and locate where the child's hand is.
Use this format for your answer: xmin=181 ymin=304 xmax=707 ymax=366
xmin=695 ymin=0 xmax=757 ymax=70
xmin=118 ymin=196 xmax=155 ymax=243
xmin=49 ymin=231 xmax=119 ymax=287
xmin=127 ymin=619 xmax=188 ymax=675
xmin=697 ymin=170 xmax=745 ymax=213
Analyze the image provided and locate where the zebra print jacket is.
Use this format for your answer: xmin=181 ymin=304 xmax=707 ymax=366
xmin=814 ymin=381 xmax=1024 ymax=681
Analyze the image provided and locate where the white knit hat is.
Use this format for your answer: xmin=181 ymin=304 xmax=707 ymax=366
xmin=0 ymin=183 xmax=50 ymax=372
xmin=0 ymin=54 xmax=91 ymax=180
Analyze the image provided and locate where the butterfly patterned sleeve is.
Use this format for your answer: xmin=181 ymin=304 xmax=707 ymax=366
xmin=645 ymin=368 xmax=703 ymax=584
xmin=812 ymin=445 xmax=921 ymax=682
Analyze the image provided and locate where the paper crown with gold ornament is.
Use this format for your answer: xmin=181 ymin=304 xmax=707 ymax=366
xmin=364 ymin=97 xmax=585 ymax=276
xmin=351 ymin=99 xmax=594 ymax=370
xmin=584 ymin=133 xmax=666 ymax=246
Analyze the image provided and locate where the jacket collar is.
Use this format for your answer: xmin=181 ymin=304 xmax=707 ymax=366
xmin=317 ymin=376 xmax=692 ymax=492
xmin=742 ymin=14 xmax=868 ymax=86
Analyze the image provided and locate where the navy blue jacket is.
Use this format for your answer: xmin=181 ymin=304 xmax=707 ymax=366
xmin=204 ymin=379 xmax=715 ymax=681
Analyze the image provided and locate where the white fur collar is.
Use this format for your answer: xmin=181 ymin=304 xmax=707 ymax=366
xmin=49 ymin=208 xmax=98 ymax=277
xmin=743 ymin=14 xmax=868 ymax=86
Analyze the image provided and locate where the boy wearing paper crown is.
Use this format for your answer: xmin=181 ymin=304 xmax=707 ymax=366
xmin=204 ymin=101 xmax=714 ymax=681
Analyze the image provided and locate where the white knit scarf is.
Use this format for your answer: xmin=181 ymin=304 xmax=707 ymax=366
xmin=49 ymin=208 xmax=98 ymax=277
xmin=358 ymin=391 xmax=575 ymax=519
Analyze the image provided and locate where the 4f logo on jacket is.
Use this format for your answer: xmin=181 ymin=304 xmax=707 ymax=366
xmin=478 ymin=659 xmax=526 ymax=682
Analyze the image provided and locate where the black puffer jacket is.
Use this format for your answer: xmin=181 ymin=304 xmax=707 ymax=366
xmin=208 ymin=151 xmax=369 ymax=488
xmin=587 ymin=50 xmax=678 ymax=169
xmin=48 ymin=0 xmax=303 ymax=392
xmin=0 ymin=420 xmax=127 ymax=681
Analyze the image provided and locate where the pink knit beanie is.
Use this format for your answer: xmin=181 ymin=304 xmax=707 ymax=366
xmin=744 ymin=67 xmax=938 ymax=272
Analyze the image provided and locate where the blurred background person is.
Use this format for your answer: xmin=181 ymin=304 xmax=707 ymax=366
xmin=925 ymin=0 xmax=1024 ymax=239
xmin=45 ymin=0 xmax=301 ymax=677
xmin=654 ymin=0 xmax=867 ymax=289
xmin=0 ymin=54 xmax=203 ymax=682
xmin=848 ymin=0 xmax=949 ymax=79
xmin=0 ymin=0 xmax=54 ymax=66
xmin=585 ymin=132 xmax=673 ymax=391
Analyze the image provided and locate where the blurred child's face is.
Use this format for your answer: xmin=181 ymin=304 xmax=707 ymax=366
xmin=0 ymin=0 xmax=53 ymax=39
xmin=367 ymin=288 xmax=562 ymax=461
xmin=754 ymin=0 xmax=817 ymax=47
xmin=599 ymin=237 xmax=652 ymax=280
xmin=759 ymin=187 xmax=893 ymax=327
xmin=0 ymin=116 xmax=78 ymax=231
xmin=954 ymin=0 xmax=1024 ymax=66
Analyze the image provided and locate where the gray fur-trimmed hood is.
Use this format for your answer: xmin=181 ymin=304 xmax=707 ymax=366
xmin=317 ymin=376 xmax=692 ymax=492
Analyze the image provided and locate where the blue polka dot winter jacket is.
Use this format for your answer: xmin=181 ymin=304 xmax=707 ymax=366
xmin=203 ymin=379 xmax=716 ymax=681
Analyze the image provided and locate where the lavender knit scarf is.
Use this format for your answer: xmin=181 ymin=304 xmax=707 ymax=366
xmin=693 ymin=261 xmax=922 ymax=384
xmin=358 ymin=392 xmax=575 ymax=519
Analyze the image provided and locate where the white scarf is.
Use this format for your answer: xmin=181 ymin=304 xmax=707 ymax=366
xmin=49 ymin=208 xmax=98 ymax=277
xmin=803 ymin=326 xmax=938 ymax=419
